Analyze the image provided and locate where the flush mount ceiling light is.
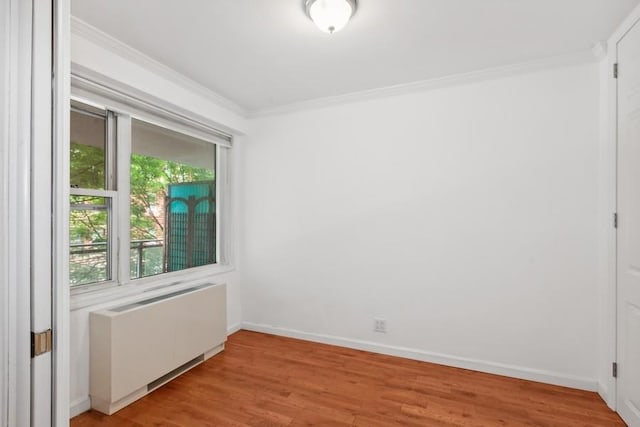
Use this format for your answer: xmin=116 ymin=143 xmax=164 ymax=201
xmin=305 ymin=0 xmax=357 ymax=34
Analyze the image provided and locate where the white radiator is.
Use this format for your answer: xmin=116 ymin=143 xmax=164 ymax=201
xmin=89 ymin=283 xmax=227 ymax=415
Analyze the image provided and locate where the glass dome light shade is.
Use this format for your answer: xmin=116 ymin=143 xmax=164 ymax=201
xmin=306 ymin=0 xmax=356 ymax=34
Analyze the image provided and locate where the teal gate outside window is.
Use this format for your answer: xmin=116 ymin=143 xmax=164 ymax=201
xmin=164 ymin=180 xmax=216 ymax=271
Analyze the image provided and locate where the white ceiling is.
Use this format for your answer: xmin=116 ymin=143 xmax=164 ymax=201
xmin=72 ymin=0 xmax=639 ymax=112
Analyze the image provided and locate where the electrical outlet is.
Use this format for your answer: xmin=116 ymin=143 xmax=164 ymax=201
xmin=374 ymin=318 xmax=387 ymax=333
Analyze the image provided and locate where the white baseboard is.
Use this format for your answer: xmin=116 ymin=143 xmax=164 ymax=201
xmin=598 ymin=382 xmax=610 ymax=408
xmin=69 ymin=397 xmax=91 ymax=419
xmin=598 ymin=381 xmax=617 ymax=411
xmin=227 ymin=323 xmax=242 ymax=335
xmin=241 ymin=322 xmax=598 ymax=392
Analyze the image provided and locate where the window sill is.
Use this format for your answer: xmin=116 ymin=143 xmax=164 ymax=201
xmin=70 ymin=263 xmax=235 ymax=311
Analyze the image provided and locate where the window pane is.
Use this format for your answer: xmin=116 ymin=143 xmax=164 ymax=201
xmin=130 ymin=119 xmax=216 ymax=280
xmin=70 ymin=103 xmax=106 ymax=189
xmin=70 ymin=195 xmax=111 ymax=286
xmin=130 ymin=240 xmax=164 ymax=278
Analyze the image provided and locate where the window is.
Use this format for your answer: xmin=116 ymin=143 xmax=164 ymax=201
xmin=69 ymin=195 xmax=112 ymax=286
xmin=129 ymin=119 xmax=216 ymax=279
xmin=69 ymin=100 xmax=228 ymax=289
xmin=69 ymin=102 xmax=115 ymax=286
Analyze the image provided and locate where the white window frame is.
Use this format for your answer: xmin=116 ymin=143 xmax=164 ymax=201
xmin=69 ymin=103 xmax=118 ymax=289
xmin=69 ymin=76 xmax=235 ymax=309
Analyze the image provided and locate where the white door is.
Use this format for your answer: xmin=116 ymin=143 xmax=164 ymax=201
xmin=617 ymin=17 xmax=640 ymax=427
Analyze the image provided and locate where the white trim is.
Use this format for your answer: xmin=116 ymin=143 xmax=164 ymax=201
xmin=0 ymin=1 xmax=11 ymax=424
xmin=53 ymin=0 xmax=72 ymax=425
xmin=70 ymin=16 xmax=247 ymax=118
xmin=1 ymin=1 xmax=39 ymax=423
xmin=116 ymin=115 xmax=131 ymax=285
xmin=241 ymin=323 xmax=598 ymax=392
xmin=69 ymin=397 xmax=91 ymax=419
xmin=251 ymin=49 xmax=599 ymax=117
xmin=598 ymin=382 xmax=610 ymax=410
xmin=597 ymin=52 xmax=618 ymax=411
xmin=608 ymin=3 xmax=640 ymax=45
xmin=69 ymin=188 xmax=117 ymax=198
xmin=216 ymin=146 xmax=234 ymax=267
xmin=12 ymin=1 xmax=33 ymax=425
xmin=70 ymin=264 xmax=235 ymax=311
xmin=71 ymin=72 xmax=235 ymax=145
xmin=31 ymin=0 xmax=54 ymax=424
xmin=227 ymin=323 xmax=242 ymax=335
xmin=70 ymin=14 xmax=604 ymax=120
xmin=604 ymin=1 xmax=640 ymax=414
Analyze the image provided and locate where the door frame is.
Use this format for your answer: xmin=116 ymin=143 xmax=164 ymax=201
xmin=1 ymin=2 xmax=10 ymax=424
xmin=53 ymin=0 xmax=72 ymax=425
xmin=31 ymin=0 xmax=54 ymax=425
xmin=606 ymin=2 xmax=640 ymax=413
xmin=1 ymin=2 xmax=13 ymax=425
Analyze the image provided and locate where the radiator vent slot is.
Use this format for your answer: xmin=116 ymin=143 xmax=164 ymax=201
xmin=148 ymin=354 xmax=204 ymax=392
xmin=110 ymin=284 xmax=211 ymax=312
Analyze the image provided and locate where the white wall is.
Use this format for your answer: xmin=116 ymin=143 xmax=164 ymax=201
xmin=69 ymin=27 xmax=246 ymax=416
xmin=241 ymin=62 xmax=601 ymax=389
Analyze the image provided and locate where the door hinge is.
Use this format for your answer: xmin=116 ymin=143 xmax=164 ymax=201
xmin=614 ymin=63 xmax=619 ymax=79
xmin=31 ymin=329 xmax=52 ymax=358
xmin=614 ymin=213 xmax=618 ymax=228
xmin=613 ymin=362 xmax=618 ymax=378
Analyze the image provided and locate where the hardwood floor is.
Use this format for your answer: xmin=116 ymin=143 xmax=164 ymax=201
xmin=72 ymin=331 xmax=623 ymax=426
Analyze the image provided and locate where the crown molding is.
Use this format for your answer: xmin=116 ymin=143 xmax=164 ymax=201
xmin=70 ymin=15 xmax=601 ymax=120
xmin=70 ymin=16 xmax=248 ymax=117
xmin=250 ymin=49 xmax=599 ymax=118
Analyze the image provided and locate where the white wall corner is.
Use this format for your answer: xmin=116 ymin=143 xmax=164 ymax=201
xmin=591 ymin=41 xmax=608 ymax=61
xmin=69 ymin=397 xmax=91 ymax=419
xmin=597 ymin=381 xmax=616 ymax=411
xmin=227 ymin=323 xmax=242 ymax=335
